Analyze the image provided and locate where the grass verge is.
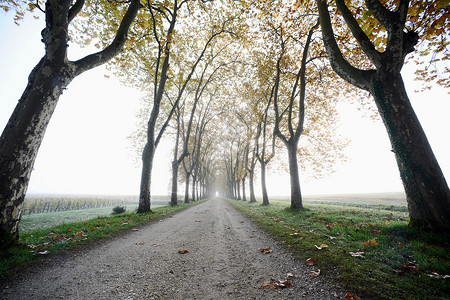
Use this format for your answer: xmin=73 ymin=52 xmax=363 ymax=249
xmin=229 ymin=200 xmax=450 ymax=300
xmin=1 ymin=200 xmax=205 ymax=277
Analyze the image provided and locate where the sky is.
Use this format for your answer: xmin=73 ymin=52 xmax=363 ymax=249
xmin=0 ymin=12 xmax=449 ymax=197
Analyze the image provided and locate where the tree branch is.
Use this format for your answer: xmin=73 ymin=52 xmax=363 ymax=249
xmin=68 ymin=0 xmax=85 ymax=23
xmin=364 ymin=0 xmax=397 ymax=28
xmin=73 ymin=0 xmax=141 ymax=75
xmin=335 ymin=0 xmax=381 ymax=67
xmin=316 ymin=0 xmax=374 ymax=91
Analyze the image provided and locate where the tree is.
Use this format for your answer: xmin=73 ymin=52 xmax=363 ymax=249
xmin=271 ymin=19 xmax=321 ymax=210
xmin=170 ymin=42 xmax=234 ymax=205
xmin=317 ymin=0 xmax=450 ymax=232
xmin=0 ymin=0 xmax=141 ymax=248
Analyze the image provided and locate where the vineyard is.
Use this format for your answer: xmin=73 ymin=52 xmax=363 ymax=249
xmin=19 ymin=195 xmax=173 ymax=232
xmin=22 ymin=197 xmax=131 ymax=215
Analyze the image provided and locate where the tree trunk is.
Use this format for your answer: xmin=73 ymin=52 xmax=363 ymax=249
xmin=237 ymin=180 xmax=241 ymax=200
xmin=242 ymin=177 xmax=247 ymax=201
xmin=191 ymin=175 xmax=196 ymax=202
xmin=170 ymin=160 xmax=179 ymax=206
xmin=287 ymin=143 xmax=303 ymax=209
xmin=196 ymin=180 xmax=200 ymax=200
xmin=0 ymin=58 xmax=72 ymax=246
xmin=370 ymin=72 xmax=450 ymax=232
xmin=184 ymin=173 xmax=190 ymax=203
xmin=138 ymin=142 xmax=155 ymax=212
xmin=249 ymin=167 xmax=256 ymax=203
xmin=261 ymin=161 xmax=269 ymax=206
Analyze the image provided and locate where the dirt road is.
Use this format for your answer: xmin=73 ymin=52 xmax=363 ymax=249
xmin=1 ymin=198 xmax=344 ymax=299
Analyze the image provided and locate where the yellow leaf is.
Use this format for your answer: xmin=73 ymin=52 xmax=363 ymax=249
xmin=315 ymin=244 xmax=328 ymax=250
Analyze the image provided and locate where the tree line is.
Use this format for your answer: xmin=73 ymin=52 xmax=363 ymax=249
xmin=0 ymin=0 xmax=449 ymax=249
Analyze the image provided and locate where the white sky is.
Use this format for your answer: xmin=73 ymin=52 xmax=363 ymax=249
xmin=0 ymin=13 xmax=449 ymax=197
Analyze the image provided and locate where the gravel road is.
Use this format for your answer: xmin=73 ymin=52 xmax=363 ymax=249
xmin=1 ymin=198 xmax=345 ymax=299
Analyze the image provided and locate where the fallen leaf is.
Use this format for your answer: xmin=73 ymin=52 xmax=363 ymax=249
xmin=73 ymin=232 xmax=87 ymax=238
xmin=262 ymin=280 xmax=292 ymax=289
xmin=325 ymin=235 xmax=336 ymax=239
xmin=276 ymin=280 xmax=291 ymax=288
xmin=285 ymin=272 xmax=295 ymax=278
xmin=178 ymin=250 xmax=189 ymax=254
xmin=260 ymin=247 xmax=273 ymax=254
xmin=362 ymin=239 xmax=378 ymax=247
xmin=349 ymin=251 xmax=365 ymax=258
xmin=261 ymin=281 xmax=277 ymax=289
xmin=306 ymin=258 xmax=316 ymax=266
xmin=309 ymin=269 xmax=321 ymax=278
xmin=326 ymin=224 xmax=333 ymax=230
xmin=343 ymin=292 xmax=359 ymax=300
xmin=399 ymin=265 xmax=419 ymax=273
xmin=194 ymin=220 xmax=202 ymax=222
xmin=136 ymin=242 xmax=145 ymax=245
xmin=152 ymin=243 xmax=161 ymax=247
xmin=427 ymin=272 xmax=450 ymax=279
xmin=36 ymin=251 xmax=50 ymax=255
xmin=315 ymin=244 xmax=328 ymax=250
xmin=131 ymin=228 xmax=139 ymax=231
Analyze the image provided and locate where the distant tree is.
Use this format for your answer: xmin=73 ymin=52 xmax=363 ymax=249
xmin=0 ymin=0 xmax=141 ymax=249
xmin=317 ymin=0 xmax=450 ymax=232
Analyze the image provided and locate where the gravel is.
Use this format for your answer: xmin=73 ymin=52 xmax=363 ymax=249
xmin=1 ymin=198 xmax=346 ymax=299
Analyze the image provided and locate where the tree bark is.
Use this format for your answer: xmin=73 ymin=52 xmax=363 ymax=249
xmin=138 ymin=142 xmax=155 ymax=213
xmin=184 ymin=173 xmax=190 ymax=203
xmin=242 ymin=177 xmax=247 ymax=201
xmin=191 ymin=174 xmax=196 ymax=202
xmin=170 ymin=161 xmax=180 ymax=206
xmin=287 ymin=143 xmax=303 ymax=209
xmin=260 ymin=161 xmax=269 ymax=206
xmin=170 ymin=113 xmax=183 ymax=206
xmin=0 ymin=58 xmax=71 ymax=246
xmin=249 ymin=165 xmax=257 ymax=203
xmin=0 ymin=0 xmax=140 ymax=248
xmin=370 ymin=72 xmax=450 ymax=231
xmin=237 ymin=180 xmax=241 ymax=200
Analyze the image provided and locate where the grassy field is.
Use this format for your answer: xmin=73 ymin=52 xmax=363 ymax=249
xmin=230 ymin=194 xmax=449 ymax=300
xmin=19 ymin=200 xmax=168 ymax=232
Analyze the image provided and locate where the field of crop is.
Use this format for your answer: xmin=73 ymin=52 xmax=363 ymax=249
xmin=19 ymin=195 xmax=173 ymax=232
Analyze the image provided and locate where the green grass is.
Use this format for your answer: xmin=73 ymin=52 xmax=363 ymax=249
xmin=229 ymin=199 xmax=450 ymax=300
xmin=1 ymin=200 xmax=205 ymax=277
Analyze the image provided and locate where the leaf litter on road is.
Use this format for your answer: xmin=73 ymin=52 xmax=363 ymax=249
xmin=260 ymin=247 xmax=272 ymax=254
xmin=261 ymin=279 xmax=292 ymax=289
